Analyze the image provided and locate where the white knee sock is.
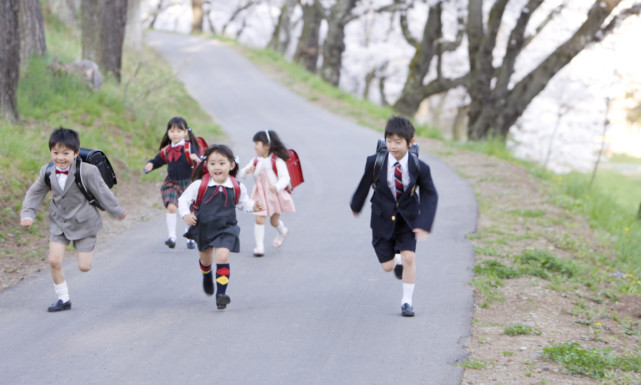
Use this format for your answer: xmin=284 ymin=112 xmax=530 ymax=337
xmin=166 ymin=213 xmax=177 ymax=239
xmin=54 ymin=281 xmax=70 ymax=302
xmin=254 ymin=224 xmax=265 ymax=249
xmin=275 ymin=220 xmax=286 ymax=235
xmin=401 ymin=283 xmax=415 ymax=306
xmin=394 ymin=253 xmax=402 ymax=266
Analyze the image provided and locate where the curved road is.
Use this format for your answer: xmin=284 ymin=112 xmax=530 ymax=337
xmin=0 ymin=31 xmax=477 ymax=385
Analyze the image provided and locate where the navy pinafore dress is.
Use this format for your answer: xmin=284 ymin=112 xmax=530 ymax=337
xmin=185 ymin=184 xmax=240 ymax=252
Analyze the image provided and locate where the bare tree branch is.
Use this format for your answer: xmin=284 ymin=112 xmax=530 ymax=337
xmin=221 ymin=1 xmax=258 ymax=36
xmin=522 ymin=2 xmax=565 ymax=48
xmin=599 ymin=2 xmax=641 ymax=38
xmin=395 ymin=0 xmax=418 ymax=48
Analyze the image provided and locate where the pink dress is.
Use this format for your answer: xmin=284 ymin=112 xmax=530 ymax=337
xmin=250 ymin=162 xmax=295 ymax=217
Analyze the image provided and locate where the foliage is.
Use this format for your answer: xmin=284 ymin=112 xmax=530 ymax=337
xmin=0 ymin=14 xmax=222 ymax=247
xmin=542 ymin=342 xmax=641 ymax=379
xmin=503 ymin=324 xmax=535 ymax=336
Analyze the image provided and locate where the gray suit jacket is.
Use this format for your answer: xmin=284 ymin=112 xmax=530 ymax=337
xmin=21 ymin=160 xmax=126 ymax=240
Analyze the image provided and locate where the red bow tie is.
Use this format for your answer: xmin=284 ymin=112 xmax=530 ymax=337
xmin=55 ymin=170 xmax=69 ymax=175
xmin=166 ymin=145 xmax=183 ymax=162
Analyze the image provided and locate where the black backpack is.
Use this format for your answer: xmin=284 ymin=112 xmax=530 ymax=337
xmin=44 ymin=148 xmax=117 ymax=211
xmin=372 ymin=139 xmax=419 ymax=190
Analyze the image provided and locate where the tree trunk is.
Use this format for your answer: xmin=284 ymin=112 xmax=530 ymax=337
xmin=319 ymin=0 xmax=359 ymax=86
xmin=192 ymin=0 xmax=204 ymax=34
xmin=293 ymin=0 xmax=323 ymax=73
xmin=48 ymin=0 xmax=79 ymax=27
xmin=393 ymin=2 xmax=442 ymax=116
xmin=267 ymin=0 xmax=298 ymax=54
xmin=19 ymin=0 xmax=47 ymax=66
xmin=81 ymin=0 xmax=128 ymax=82
xmin=125 ymin=0 xmax=142 ymax=51
xmin=0 ymin=0 xmax=20 ymax=120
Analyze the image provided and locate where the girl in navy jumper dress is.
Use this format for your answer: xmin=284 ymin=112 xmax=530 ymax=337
xmin=144 ymin=117 xmax=202 ymax=249
xmin=178 ymin=144 xmax=263 ymax=310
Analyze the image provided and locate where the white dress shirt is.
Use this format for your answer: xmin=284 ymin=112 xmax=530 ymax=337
xmin=387 ymin=152 xmax=409 ymax=198
xmin=178 ymin=176 xmax=255 ymax=218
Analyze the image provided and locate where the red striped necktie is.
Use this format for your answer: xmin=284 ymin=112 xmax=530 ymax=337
xmin=394 ymin=162 xmax=403 ymax=199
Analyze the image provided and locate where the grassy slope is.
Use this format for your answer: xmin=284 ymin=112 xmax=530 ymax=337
xmin=0 ymin=16 xmax=223 ymax=255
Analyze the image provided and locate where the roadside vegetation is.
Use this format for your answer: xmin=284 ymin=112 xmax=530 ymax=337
xmin=225 ymin=37 xmax=641 ymax=383
xmin=0 ymin=16 xmax=222 ymax=277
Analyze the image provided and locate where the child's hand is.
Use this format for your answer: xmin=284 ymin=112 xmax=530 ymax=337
xmin=143 ymin=162 xmax=153 ymax=174
xmin=352 ymin=211 xmax=359 ymax=218
xmin=20 ymin=218 xmax=33 ymax=229
xmin=414 ymin=228 xmax=430 ymax=241
xmin=269 ymin=185 xmax=278 ymax=194
xmin=246 ymin=166 xmax=255 ymax=174
xmin=190 ymin=154 xmax=200 ymax=164
xmin=254 ymin=201 xmax=264 ymax=212
xmin=183 ymin=213 xmax=197 ymax=226
xmin=118 ymin=212 xmax=127 ymax=221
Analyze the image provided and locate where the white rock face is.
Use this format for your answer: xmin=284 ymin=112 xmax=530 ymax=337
xmin=141 ymin=0 xmax=641 ymax=172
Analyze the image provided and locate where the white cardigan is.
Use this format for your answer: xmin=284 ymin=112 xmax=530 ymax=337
xmin=240 ymin=156 xmax=291 ymax=192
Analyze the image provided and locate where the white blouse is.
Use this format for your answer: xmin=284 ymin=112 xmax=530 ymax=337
xmin=178 ymin=176 xmax=255 ymax=218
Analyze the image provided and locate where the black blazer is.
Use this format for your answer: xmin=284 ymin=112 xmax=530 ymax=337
xmin=350 ymin=153 xmax=438 ymax=240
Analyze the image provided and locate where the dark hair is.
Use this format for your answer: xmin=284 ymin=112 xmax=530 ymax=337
xmin=49 ymin=127 xmax=80 ymax=152
xmin=191 ymin=144 xmax=239 ymax=181
xmin=159 ymin=116 xmax=201 ymax=156
xmin=252 ymin=130 xmax=289 ymax=161
xmin=384 ymin=116 xmax=415 ymax=144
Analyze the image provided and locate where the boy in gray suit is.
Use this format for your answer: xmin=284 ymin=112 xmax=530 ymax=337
xmin=20 ymin=128 xmax=127 ymax=312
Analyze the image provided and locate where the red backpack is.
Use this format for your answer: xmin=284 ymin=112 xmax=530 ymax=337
xmin=160 ymin=137 xmax=208 ymax=167
xmin=190 ymin=172 xmax=241 ymax=212
xmin=253 ymin=150 xmax=304 ymax=193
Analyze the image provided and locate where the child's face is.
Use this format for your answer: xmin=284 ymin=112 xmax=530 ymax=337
xmin=385 ymin=134 xmax=414 ymax=161
xmin=254 ymin=141 xmax=270 ymax=158
xmin=206 ymin=152 xmax=235 ymax=184
xmin=50 ymin=144 xmax=79 ymax=170
xmin=168 ymin=125 xmax=188 ymax=145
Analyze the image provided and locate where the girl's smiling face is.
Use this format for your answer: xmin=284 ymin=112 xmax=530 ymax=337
xmin=254 ymin=141 xmax=270 ymax=158
xmin=206 ymin=151 xmax=235 ymax=184
xmin=50 ymin=144 xmax=79 ymax=170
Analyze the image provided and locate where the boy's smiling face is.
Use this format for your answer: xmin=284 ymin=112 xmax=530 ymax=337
xmin=50 ymin=143 xmax=79 ymax=170
xmin=385 ymin=134 xmax=414 ymax=161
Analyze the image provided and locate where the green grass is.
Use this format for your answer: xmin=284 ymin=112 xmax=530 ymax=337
xmin=542 ymin=342 xmax=641 ymax=379
xmin=0 ymin=14 xmax=223 ymax=244
xmin=504 ymin=324 xmax=535 ymax=336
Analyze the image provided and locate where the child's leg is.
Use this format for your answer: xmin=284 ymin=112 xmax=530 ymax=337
xmin=214 ymin=248 xmax=231 ymax=309
xmin=165 ymin=203 xmax=178 ymax=247
xmin=77 ymin=251 xmax=94 ymax=272
xmin=48 ymin=242 xmax=71 ymax=310
xmin=400 ymin=250 xmax=416 ymax=309
xmin=199 ymin=248 xmax=214 ymax=296
xmin=49 ymin=241 xmax=67 ymax=285
xmin=254 ymin=216 xmax=266 ymax=256
xmin=271 ymin=214 xmax=288 ymax=248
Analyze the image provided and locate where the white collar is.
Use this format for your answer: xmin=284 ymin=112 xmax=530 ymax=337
xmin=171 ymin=139 xmax=185 ymax=147
xmin=207 ymin=176 xmax=234 ymax=187
xmin=388 ymin=151 xmax=409 ymax=170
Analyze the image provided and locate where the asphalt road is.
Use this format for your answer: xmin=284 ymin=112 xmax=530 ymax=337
xmin=0 ymin=31 xmax=477 ymax=385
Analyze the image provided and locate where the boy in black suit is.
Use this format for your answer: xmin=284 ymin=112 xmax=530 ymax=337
xmin=350 ymin=116 xmax=438 ymax=317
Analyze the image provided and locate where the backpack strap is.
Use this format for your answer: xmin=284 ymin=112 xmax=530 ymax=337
xmin=160 ymin=145 xmax=168 ymax=163
xmin=184 ymin=141 xmax=194 ymax=167
xmin=44 ymin=162 xmax=54 ymax=189
xmin=371 ymin=148 xmax=387 ymax=189
xmin=192 ymin=173 xmax=210 ymax=212
xmin=73 ymin=158 xmax=105 ymax=211
xmin=231 ymin=176 xmax=240 ymax=206
xmin=409 ymin=152 xmax=420 ymax=197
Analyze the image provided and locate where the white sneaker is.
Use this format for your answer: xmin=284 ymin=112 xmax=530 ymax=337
xmin=253 ymin=247 xmax=265 ymax=257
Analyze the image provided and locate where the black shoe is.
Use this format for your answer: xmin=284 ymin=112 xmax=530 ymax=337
xmin=394 ymin=264 xmax=403 ymax=280
xmin=203 ymin=273 xmax=214 ymax=296
xmin=186 ymin=240 xmax=196 ymax=249
xmin=401 ymin=303 xmax=415 ymax=317
xmin=216 ymin=294 xmax=231 ymax=309
xmin=48 ymin=299 xmax=71 ymax=312
xmin=165 ymin=238 xmax=176 ymax=249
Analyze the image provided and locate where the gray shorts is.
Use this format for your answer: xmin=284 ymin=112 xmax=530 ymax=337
xmin=50 ymin=233 xmax=97 ymax=252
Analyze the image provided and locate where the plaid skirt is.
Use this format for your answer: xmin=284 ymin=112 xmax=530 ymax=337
xmin=161 ymin=177 xmax=191 ymax=208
